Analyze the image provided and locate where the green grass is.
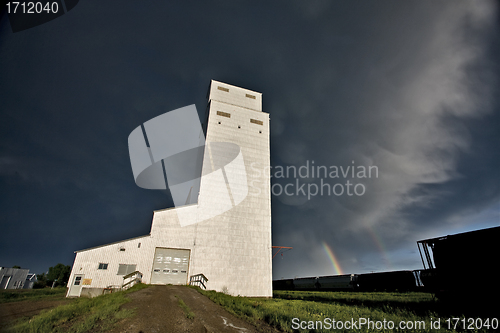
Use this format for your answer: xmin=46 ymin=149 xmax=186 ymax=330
xmin=176 ymin=296 xmax=195 ymax=320
xmin=0 ymin=288 xmax=68 ymax=304
xmin=193 ymin=288 xmax=494 ymax=333
xmin=274 ymin=290 xmax=439 ymax=317
xmin=6 ymin=283 xmax=149 ymax=333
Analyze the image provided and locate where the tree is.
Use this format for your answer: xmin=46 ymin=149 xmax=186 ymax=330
xmin=34 ymin=272 xmax=47 ymax=289
xmin=46 ymin=264 xmax=71 ymax=287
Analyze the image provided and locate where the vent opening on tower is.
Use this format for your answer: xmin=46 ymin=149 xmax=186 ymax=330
xmin=217 ymin=86 xmax=229 ymax=92
xmin=245 ymin=93 xmax=256 ymax=99
xmin=250 ymin=119 xmax=263 ymax=125
xmin=217 ymin=111 xmax=231 ymax=118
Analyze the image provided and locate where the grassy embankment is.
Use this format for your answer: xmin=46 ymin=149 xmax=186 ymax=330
xmin=4 ymin=283 xmax=149 ymax=333
xmin=195 ymin=288 xmax=495 ymax=333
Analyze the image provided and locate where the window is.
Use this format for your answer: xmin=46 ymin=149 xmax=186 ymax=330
xmin=250 ymin=119 xmax=263 ymax=125
xmin=74 ymin=276 xmax=82 ymax=285
xmin=138 ymin=242 xmax=141 ymax=248
xmin=119 ymin=247 xmax=125 ymax=251
xmin=245 ymin=93 xmax=256 ymax=99
xmin=217 ymin=111 xmax=231 ymax=118
xmin=98 ymin=263 xmax=108 ymax=270
xmin=217 ymin=86 xmax=229 ymax=92
xmin=117 ymin=264 xmax=136 ymax=275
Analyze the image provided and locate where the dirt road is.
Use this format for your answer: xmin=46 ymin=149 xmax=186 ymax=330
xmin=0 ymin=298 xmax=70 ymax=332
xmin=109 ymin=285 xmax=281 ymax=333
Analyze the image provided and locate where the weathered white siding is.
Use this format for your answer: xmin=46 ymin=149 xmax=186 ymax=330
xmin=0 ymin=267 xmax=30 ymax=289
xmin=68 ymin=235 xmax=154 ymax=293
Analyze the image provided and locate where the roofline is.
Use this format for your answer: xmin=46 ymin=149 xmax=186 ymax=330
xmin=417 ymin=226 xmax=500 ymax=244
xmin=75 ymin=234 xmax=151 ymax=253
xmin=209 ymin=98 xmax=268 ymax=113
xmin=153 ymin=203 xmax=196 ymax=214
xmin=210 ymin=79 xmax=262 ymax=96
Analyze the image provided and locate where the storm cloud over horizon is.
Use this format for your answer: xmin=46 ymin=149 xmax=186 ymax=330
xmin=1 ymin=1 xmax=499 ymax=278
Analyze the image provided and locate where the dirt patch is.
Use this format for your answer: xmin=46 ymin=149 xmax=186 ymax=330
xmin=109 ymin=285 xmax=282 ymax=333
xmin=0 ymin=298 xmax=71 ymax=332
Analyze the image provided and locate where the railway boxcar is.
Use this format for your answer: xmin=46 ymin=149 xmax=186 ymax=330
xmin=417 ymin=226 xmax=500 ymax=308
xmin=293 ymin=277 xmax=318 ymax=290
xmin=272 ymin=279 xmax=294 ymax=291
xmin=357 ymin=270 xmax=416 ymax=292
xmin=317 ymin=274 xmax=357 ymax=290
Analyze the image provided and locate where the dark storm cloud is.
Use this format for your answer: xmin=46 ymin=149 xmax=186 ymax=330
xmin=270 ymin=1 xmax=500 ymax=277
xmin=0 ymin=1 xmax=498 ymax=278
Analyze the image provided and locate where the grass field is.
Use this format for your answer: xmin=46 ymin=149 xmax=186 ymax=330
xmin=196 ymin=288 xmax=498 ymax=332
xmin=3 ymin=283 xmax=149 ymax=333
xmin=4 ymin=286 xmax=497 ymax=332
xmin=0 ymin=288 xmax=67 ymax=304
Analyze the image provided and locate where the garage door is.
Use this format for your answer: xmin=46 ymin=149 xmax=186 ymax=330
xmin=151 ymin=248 xmax=190 ymax=285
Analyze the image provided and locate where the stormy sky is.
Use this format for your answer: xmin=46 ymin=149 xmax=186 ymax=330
xmin=1 ymin=1 xmax=499 ymax=279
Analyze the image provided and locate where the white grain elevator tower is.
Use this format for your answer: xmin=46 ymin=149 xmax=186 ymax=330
xmin=148 ymin=80 xmax=272 ymax=296
xmin=189 ymin=80 xmax=272 ymax=296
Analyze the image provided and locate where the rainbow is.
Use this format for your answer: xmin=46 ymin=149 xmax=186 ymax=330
xmin=366 ymin=227 xmax=392 ymax=269
xmin=322 ymin=241 xmax=344 ymax=275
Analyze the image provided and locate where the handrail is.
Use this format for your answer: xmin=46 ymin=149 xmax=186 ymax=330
xmin=123 ymin=270 xmax=142 ymax=279
xmin=122 ymin=271 xmax=142 ymax=290
xmin=189 ymin=273 xmax=208 ymax=290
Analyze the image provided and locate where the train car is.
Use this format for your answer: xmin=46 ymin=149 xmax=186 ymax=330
xmin=293 ymin=277 xmax=318 ymax=290
xmin=417 ymin=226 xmax=500 ymax=307
xmin=272 ymin=279 xmax=294 ymax=291
xmin=317 ymin=274 xmax=357 ymax=290
xmin=357 ymin=270 xmax=417 ymax=292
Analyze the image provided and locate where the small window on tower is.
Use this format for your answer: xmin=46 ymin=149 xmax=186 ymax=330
xmin=98 ymin=263 xmax=108 ymax=270
xmin=245 ymin=93 xmax=256 ymax=99
xmin=217 ymin=86 xmax=229 ymax=92
xmin=217 ymin=111 xmax=231 ymax=118
xmin=250 ymin=119 xmax=263 ymax=125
